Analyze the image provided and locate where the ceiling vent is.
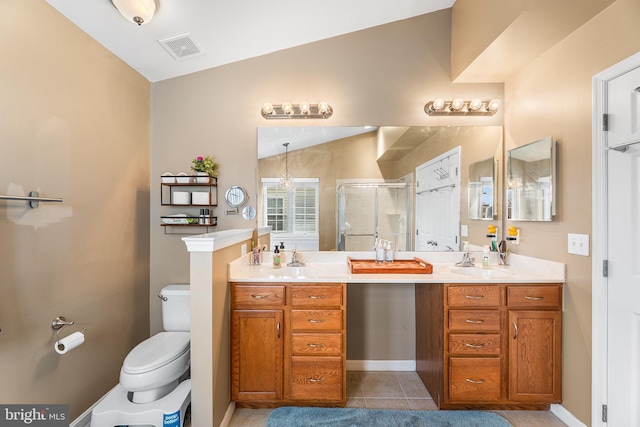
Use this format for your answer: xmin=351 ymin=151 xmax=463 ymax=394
xmin=158 ymin=33 xmax=204 ymax=61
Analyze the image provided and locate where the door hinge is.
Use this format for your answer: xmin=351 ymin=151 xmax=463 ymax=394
xmin=603 ymin=259 xmax=609 ymax=277
xmin=603 ymin=113 xmax=609 ymax=132
xmin=602 ymin=404 xmax=608 ymax=422
xmin=416 ymin=180 xmax=419 ymax=188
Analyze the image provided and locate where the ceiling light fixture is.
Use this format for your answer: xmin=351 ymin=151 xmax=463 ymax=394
xmin=424 ymin=98 xmax=501 ymax=116
xmin=112 ymin=0 xmax=157 ymax=26
xmin=261 ymin=102 xmax=333 ymax=119
xmin=279 ymin=143 xmax=294 ymax=190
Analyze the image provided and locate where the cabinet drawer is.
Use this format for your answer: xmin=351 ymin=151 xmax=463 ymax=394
xmin=449 ymin=334 xmax=501 ymax=356
xmin=447 ymin=285 xmax=501 ymax=307
xmin=233 ymin=285 xmax=285 ymax=306
xmin=449 ymin=310 xmax=501 ymax=332
xmin=291 ymin=310 xmax=343 ymax=331
xmin=291 ymin=285 xmax=343 ymax=307
xmin=507 ymin=285 xmax=561 ymax=308
xmin=449 ymin=357 xmax=501 ymax=402
xmin=291 ymin=333 xmax=343 ymax=356
xmin=290 ymin=356 xmax=343 ymax=401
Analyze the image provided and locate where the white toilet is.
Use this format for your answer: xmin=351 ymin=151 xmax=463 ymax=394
xmin=91 ymin=284 xmax=191 ymax=427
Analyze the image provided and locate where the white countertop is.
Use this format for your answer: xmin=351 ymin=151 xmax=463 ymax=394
xmin=228 ymin=251 xmax=565 ymax=284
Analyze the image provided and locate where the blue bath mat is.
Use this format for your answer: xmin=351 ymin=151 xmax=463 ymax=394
xmin=266 ymin=406 xmax=512 ymax=426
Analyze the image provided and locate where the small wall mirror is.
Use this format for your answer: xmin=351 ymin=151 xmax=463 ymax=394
xmin=225 ymin=186 xmax=248 ymax=208
xmin=468 ymin=156 xmax=496 ymax=220
xmin=506 ymin=136 xmax=557 ymax=221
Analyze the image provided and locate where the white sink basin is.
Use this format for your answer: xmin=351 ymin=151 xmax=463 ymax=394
xmin=267 ymin=266 xmax=320 ymax=279
xmin=450 ymin=266 xmax=511 ymax=278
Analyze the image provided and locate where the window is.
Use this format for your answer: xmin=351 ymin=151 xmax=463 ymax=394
xmin=262 ymin=178 xmax=319 ymax=235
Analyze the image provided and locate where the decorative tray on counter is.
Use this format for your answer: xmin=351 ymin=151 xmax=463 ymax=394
xmin=347 ymin=257 xmax=433 ymax=274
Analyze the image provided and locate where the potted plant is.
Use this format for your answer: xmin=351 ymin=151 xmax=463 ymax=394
xmin=191 ymin=155 xmax=219 ymax=183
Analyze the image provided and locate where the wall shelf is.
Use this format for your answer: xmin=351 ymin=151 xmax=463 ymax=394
xmin=160 ymin=176 xmax=218 ymax=234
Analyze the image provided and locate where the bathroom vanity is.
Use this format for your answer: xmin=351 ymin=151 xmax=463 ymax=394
xmin=228 ymin=251 xmax=565 ymax=410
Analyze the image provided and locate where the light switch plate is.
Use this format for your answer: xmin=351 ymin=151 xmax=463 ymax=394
xmin=461 ymin=225 xmax=468 ymax=237
xmin=568 ymin=233 xmax=589 ymax=256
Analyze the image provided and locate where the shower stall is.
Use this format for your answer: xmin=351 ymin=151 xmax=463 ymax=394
xmin=336 ymin=182 xmax=412 ymax=251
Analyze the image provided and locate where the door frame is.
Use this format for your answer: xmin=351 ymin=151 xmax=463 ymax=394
xmin=592 ymin=50 xmax=640 ymax=427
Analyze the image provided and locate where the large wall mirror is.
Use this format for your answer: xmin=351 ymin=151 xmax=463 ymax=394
xmin=257 ymin=126 xmax=503 ymax=251
xmin=506 ymin=136 xmax=557 ymax=221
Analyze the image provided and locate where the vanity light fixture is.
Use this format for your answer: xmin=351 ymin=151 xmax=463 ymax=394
xmin=279 ymin=143 xmax=294 ymax=190
xmin=112 ymin=0 xmax=157 ymax=25
xmin=424 ymin=98 xmax=501 ymax=116
xmin=261 ymin=102 xmax=333 ymax=119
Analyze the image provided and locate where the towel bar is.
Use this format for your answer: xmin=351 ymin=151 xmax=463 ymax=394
xmin=0 ymin=191 xmax=63 ymax=208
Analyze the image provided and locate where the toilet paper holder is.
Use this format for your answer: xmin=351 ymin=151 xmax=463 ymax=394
xmin=51 ymin=316 xmax=86 ymax=344
xmin=51 ymin=316 xmax=74 ymax=330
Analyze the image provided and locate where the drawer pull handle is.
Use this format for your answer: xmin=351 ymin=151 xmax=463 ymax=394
xmin=308 ymin=319 xmax=326 ymax=323
xmin=277 ymin=321 xmax=280 ymax=339
xmin=465 ymin=295 xmax=484 ymax=299
xmin=465 ymin=319 xmax=484 ymax=324
xmin=513 ymin=321 xmax=518 ymax=339
xmin=309 ymin=295 xmax=326 ymax=299
xmin=308 ymin=377 xmax=326 ymax=383
xmin=251 ymin=294 xmax=270 ymax=299
xmin=466 ymin=378 xmax=485 ymax=384
xmin=464 ymin=343 xmax=485 ymax=348
xmin=307 ymin=343 xmax=326 ymax=348
xmin=524 ymin=296 xmax=544 ymax=300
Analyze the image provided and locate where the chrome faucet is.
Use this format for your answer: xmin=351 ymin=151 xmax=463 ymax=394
xmin=455 ymin=252 xmax=475 ymax=267
xmin=287 ymin=249 xmax=305 ymax=267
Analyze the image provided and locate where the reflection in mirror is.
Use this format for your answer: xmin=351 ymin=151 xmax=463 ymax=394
xmin=468 ymin=157 xmax=496 ymax=220
xmin=506 ymin=136 xmax=556 ymax=221
xmin=257 ymin=126 xmax=503 ymax=251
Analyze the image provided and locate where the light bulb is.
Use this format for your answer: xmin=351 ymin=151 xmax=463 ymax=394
xmin=468 ymin=98 xmax=483 ymax=111
xmin=318 ymin=101 xmax=329 ymax=114
xmin=451 ymin=98 xmax=464 ymax=111
xmin=300 ymin=101 xmax=310 ymax=114
xmin=262 ymin=102 xmax=274 ymax=115
xmin=431 ymin=99 xmax=445 ymax=111
xmin=282 ymin=102 xmax=293 ymax=114
xmin=487 ymin=99 xmax=501 ymax=112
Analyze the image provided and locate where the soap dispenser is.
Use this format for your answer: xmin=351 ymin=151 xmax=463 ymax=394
xmin=482 ymin=245 xmax=491 ymax=269
xmin=273 ymin=245 xmax=282 ymax=269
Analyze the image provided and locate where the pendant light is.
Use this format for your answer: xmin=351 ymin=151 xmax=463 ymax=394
xmin=279 ymin=143 xmax=294 ymax=190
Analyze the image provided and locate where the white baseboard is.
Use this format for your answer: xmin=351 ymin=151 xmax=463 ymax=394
xmin=550 ymin=404 xmax=587 ymax=427
xmin=219 ymin=401 xmax=236 ymax=427
xmin=347 ymin=360 xmax=416 ymax=371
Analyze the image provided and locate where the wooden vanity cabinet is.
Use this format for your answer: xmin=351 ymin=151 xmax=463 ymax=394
xmin=416 ymin=282 xmax=562 ymax=410
xmin=231 ymin=282 xmax=346 ymax=408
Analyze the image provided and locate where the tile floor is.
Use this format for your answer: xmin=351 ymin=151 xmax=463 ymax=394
xmin=227 ymin=371 xmax=568 ymax=427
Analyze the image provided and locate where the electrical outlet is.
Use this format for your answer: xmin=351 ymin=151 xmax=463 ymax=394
xmin=568 ymin=233 xmax=589 ymax=256
xmin=461 ymin=225 xmax=468 ymax=237
xmin=241 ymin=243 xmax=247 ymax=256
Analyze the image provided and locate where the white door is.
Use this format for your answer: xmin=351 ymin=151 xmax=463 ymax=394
xmin=415 ymin=148 xmax=460 ymax=251
xmin=605 ymin=65 xmax=640 ymax=426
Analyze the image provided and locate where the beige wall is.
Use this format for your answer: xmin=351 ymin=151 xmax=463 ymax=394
xmin=453 ymin=0 xmax=640 ymax=424
xmin=0 ymin=0 xmax=151 ymax=420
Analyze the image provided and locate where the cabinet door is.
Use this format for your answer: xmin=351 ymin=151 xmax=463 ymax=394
xmin=231 ymin=310 xmax=283 ymax=401
xmin=508 ymin=310 xmax=562 ymax=402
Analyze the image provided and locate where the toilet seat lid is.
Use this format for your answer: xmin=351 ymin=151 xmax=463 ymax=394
xmin=122 ymin=332 xmax=190 ymax=374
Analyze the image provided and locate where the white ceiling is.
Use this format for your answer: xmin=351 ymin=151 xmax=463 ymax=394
xmin=44 ymin=0 xmax=455 ymax=82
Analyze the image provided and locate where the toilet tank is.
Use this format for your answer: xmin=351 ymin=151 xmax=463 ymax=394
xmin=161 ymin=284 xmax=191 ymax=331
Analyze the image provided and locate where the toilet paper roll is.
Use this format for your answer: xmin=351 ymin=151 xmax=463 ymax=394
xmin=55 ymin=331 xmax=85 ymax=354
